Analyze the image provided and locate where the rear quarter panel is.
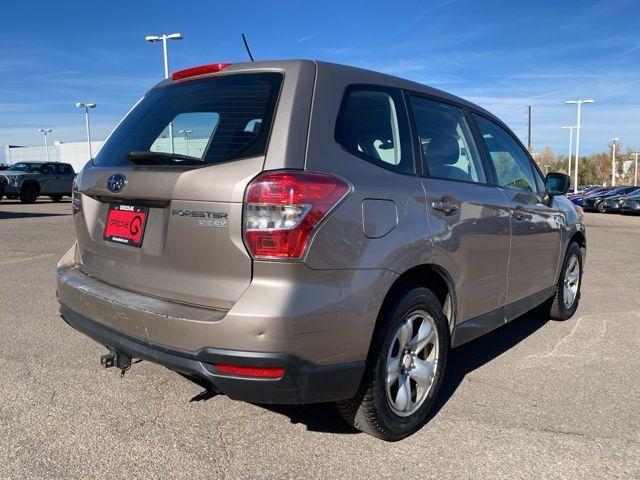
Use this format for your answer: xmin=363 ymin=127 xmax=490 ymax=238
xmin=302 ymin=62 xmax=431 ymax=273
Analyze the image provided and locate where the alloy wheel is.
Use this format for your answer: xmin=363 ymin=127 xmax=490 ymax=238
xmin=563 ymin=254 xmax=580 ymax=308
xmin=385 ymin=310 xmax=439 ymax=417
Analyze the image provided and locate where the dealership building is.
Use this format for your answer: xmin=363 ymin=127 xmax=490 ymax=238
xmin=4 ymin=141 xmax=104 ymax=173
xmin=3 ymin=135 xmax=203 ymax=173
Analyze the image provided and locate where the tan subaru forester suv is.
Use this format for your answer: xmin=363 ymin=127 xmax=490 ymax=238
xmin=57 ymin=60 xmax=586 ymax=440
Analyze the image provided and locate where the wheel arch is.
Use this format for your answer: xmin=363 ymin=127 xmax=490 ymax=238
xmin=570 ymin=230 xmax=586 ymax=258
xmin=365 ymin=263 xmax=457 ymax=365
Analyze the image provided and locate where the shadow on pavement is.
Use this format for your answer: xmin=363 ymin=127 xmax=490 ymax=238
xmin=0 ymin=198 xmax=70 ymax=205
xmin=266 ymin=310 xmax=549 ymax=434
xmin=427 ymin=310 xmax=549 ymax=421
xmin=186 ymin=310 xmax=549 ymax=435
xmin=259 ymin=402 xmax=359 ymax=434
xmin=0 ymin=210 xmax=70 ymax=219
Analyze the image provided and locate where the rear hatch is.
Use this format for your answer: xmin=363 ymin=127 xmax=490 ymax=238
xmin=73 ymin=65 xmax=310 ymax=310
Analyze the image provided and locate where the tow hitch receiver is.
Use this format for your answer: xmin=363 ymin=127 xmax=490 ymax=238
xmin=100 ymin=348 xmax=132 ymax=376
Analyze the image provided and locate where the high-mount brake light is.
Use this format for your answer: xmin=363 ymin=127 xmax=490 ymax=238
xmin=171 ymin=63 xmax=231 ymax=81
xmin=243 ymin=171 xmax=351 ymax=260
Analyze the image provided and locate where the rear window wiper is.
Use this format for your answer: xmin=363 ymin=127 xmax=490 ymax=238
xmin=126 ymin=151 xmax=204 ymax=165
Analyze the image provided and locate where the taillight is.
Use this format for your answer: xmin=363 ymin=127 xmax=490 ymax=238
xmin=243 ymin=171 xmax=350 ymax=260
xmin=71 ymin=178 xmax=81 ymax=214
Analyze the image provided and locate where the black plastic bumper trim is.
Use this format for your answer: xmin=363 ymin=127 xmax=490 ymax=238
xmin=60 ymin=305 xmax=365 ymax=404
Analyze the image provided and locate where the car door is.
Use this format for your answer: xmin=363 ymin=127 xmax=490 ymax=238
xmin=55 ymin=164 xmax=75 ymax=194
xmin=38 ymin=164 xmax=56 ymax=194
xmin=472 ymin=113 xmax=562 ymax=304
xmin=407 ymin=94 xmax=512 ymax=324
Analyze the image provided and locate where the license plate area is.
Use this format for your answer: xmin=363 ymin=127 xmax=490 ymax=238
xmin=103 ymin=204 xmax=149 ymax=247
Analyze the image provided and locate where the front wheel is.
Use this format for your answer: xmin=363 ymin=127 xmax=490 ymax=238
xmin=337 ymin=287 xmax=448 ymax=441
xmin=20 ymin=185 xmax=39 ymax=204
xmin=544 ymin=242 xmax=583 ymax=320
xmin=50 ymin=195 xmax=63 ymax=203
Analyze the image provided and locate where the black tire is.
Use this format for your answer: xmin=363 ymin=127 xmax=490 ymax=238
xmin=20 ymin=184 xmax=39 ymax=204
xmin=596 ymin=201 xmax=606 ymax=213
xmin=337 ymin=287 xmax=449 ymax=441
xmin=50 ymin=195 xmax=63 ymax=203
xmin=544 ymin=242 xmax=583 ymax=321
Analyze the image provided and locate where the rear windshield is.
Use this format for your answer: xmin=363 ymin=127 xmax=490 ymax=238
xmin=93 ymin=72 xmax=282 ymax=167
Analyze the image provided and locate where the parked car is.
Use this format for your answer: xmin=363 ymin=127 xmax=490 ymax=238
xmin=56 ymin=60 xmax=586 ymax=441
xmin=582 ymin=186 xmax=638 ymax=212
xmin=619 ymin=193 xmax=640 ymax=214
xmin=570 ymin=186 xmax=610 ymax=206
xmin=568 ymin=185 xmax=598 ymax=198
xmin=601 ymin=189 xmax=640 ymax=212
xmin=0 ymin=161 xmax=75 ymax=203
xmin=0 ymin=164 xmax=9 ymax=171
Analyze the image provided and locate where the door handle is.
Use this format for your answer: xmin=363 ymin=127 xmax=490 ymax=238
xmin=511 ymin=206 xmax=526 ymax=221
xmin=432 ymin=199 xmax=459 ymax=215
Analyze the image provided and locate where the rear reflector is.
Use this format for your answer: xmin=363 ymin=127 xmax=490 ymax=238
xmin=171 ymin=63 xmax=231 ymax=81
xmin=243 ymin=171 xmax=351 ymax=259
xmin=215 ymin=364 xmax=285 ymax=379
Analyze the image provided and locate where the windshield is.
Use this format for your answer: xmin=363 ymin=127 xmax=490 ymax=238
xmin=93 ymin=72 xmax=282 ymax=167
xmin=7 ymin=163 xmax=36 ymax=172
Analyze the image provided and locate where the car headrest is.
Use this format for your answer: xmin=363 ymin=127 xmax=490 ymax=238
xmin=426 ymin=135 xmax=460 ymax=167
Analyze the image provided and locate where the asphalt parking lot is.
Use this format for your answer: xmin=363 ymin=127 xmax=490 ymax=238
xmin=0 ymin=199 xmax=638 ymax=479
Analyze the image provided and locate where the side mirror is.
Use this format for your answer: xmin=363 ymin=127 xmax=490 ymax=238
xmin=545 ymin=172 xmax=570 ymax=196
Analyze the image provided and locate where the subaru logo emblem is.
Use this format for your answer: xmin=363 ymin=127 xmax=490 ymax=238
xmin=107 ymin=173 xmax=127 ymax=193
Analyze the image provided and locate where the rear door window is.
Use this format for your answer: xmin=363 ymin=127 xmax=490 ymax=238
xmin=93 ymin=73 xmax=282 ymax=167
xmin=408 ymin=95 xmax=487 ymax=184
xmin=335 ymin=86 xmax=413 ymax=174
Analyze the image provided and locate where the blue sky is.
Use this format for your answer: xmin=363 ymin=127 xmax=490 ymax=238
xmin=1 ymin=0 xmax=639 ymax=162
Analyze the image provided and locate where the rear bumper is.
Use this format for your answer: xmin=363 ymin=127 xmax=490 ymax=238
xmin=56 ymin=243 xmax=396 ymax=403
xmin=60 ymin=304 xmax=364 ymax=404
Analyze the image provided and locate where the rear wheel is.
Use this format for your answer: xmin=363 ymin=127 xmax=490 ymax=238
xmin=20 ymin=184 xmax=39 ymax=204
xmin=544 ymin=242 xmax=583 ymax=321
xmin=337 ymin=287 xmax=448 ymax=441
xmin=50 ymin=194 xmax=63 ymax=203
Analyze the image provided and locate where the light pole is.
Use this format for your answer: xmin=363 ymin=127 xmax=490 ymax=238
xmin=545 ymin=164 xmax=551 ymax=175
xmin=632 ymin=152 xmax=639 ymax=187
xmin=562 ymin=126 xmax=576 ymax=176
xmin=76 ymin=102 xmax=96 ymax=158
xmin=178 ymin=129 xmax=192 ymax=156
xmin=610 ymin=138 xmax=619 ymax=186
xmin=566 ymin=99 xmax=594 ymax=191
xmin=38 ymin=128 xmax=52 ymax=161
xmin=146 ymin=33 xmax=183 ymax=154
